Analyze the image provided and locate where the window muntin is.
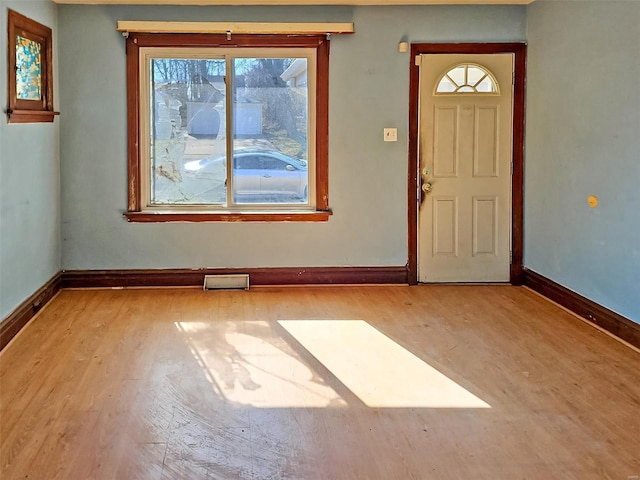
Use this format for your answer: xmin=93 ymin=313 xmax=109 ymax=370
xmin=435 ymin=63 xmax=499 ymax=95
xmin=140 ymin=47 xmax=315 ymax=210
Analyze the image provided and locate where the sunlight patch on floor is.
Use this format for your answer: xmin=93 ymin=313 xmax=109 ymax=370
xmin=175 ymin=321 xmax=347 ymax=408
xmin=278 ymin=320 xmax=491 ymax=409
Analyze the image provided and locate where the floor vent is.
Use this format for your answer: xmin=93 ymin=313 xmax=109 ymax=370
xmin=203 ymin=274 xmax=250 ymax=291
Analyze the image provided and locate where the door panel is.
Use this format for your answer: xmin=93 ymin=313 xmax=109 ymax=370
xmin=433 ymin=106 xmax=458 ymax=177
xmin=418 ymin=54 xmax=513 ymax=283
xmin=472 ymin=196 xmax=498 ymax=256
xmin=474 ymin=106 xmax=499 ymax=177
xmin=433 ymin=196 xmax=458 ymax=257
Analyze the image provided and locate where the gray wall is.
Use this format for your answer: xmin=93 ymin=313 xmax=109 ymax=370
xmin=0 ymin=1 xmax=61 ymax=321
xmin=4 ymin=1 xmax=638 ymax=326
xmin=525 ymin=0 xmax=640 ymax=321
xmin=58 ymin=5 xmax=525 ymax=270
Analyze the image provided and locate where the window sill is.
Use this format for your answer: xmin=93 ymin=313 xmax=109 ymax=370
xmin=7 ymin=109 xmax=60 ymax=124
xmin=124 ymin=210 xmax=332 ymax=223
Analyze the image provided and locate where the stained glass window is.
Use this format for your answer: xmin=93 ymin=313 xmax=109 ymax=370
xmin=7 ymin=9 xmax=56 ymax=123
xmin=436 ymin=64 xmax=499 ymax=95
xmin=15 ymin=36 xmax=42 ymax=101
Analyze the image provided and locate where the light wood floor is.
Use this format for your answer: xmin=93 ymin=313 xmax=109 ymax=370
xmin=1 ymin=286 xmax=638 ymax=479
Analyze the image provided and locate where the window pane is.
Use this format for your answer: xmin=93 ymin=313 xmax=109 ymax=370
xmin=466 ymin=67 xmax=486 ymax=86
xmin=150 ymin=58 xmax=227 ymax=205
xmin=436 ymin=78 xmax=456 ymax=93
xmin=475 ymin=77 xmax=495 ymax=93
xmin=231 ymin=58 xmax=309 ymax=205
xmin=16 ymin=36 xmax=42 ymax=100
xmin=448 ymin=66 xmax=466 ymax=86
xmin=435 ymin=64 xmax=498 ymax=96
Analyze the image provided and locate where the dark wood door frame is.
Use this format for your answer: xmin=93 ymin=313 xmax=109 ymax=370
xmin=408 ymin=43 xmax=526 ymax=285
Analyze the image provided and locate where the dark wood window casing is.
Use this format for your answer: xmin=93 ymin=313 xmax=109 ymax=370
xmin=7 ymin=9 xmax=58 ymax=124
xmin=124 ymin=33 xmax=331 ymax=223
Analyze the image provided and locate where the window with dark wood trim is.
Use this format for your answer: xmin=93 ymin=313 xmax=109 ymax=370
xmin=124 ymin=33 xmax=331 ymax=223
xmin=7 ymin=9 xmax=58 ymax=124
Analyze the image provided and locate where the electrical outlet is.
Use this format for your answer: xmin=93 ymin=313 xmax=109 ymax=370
xmin=384 ymin=128 xmax=397 ymax=142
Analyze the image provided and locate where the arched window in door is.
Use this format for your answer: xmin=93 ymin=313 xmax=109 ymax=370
xmin=435 ymin=64 xmax=499 ymax=94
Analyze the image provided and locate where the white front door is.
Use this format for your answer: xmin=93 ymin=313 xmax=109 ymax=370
xmin=418 ymin=54 xmax=514 ymax=283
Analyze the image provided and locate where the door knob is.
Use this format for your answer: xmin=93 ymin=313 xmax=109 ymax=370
xmin=420 ymin=166 xmax=433 ymax=206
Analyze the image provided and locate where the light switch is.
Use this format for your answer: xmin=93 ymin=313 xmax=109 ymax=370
xmin=384 ymin=128 xmax=398 ymax=142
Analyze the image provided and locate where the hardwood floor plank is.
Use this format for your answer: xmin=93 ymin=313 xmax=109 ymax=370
xmin=1 ymin=286 xmax=638 ymax=479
